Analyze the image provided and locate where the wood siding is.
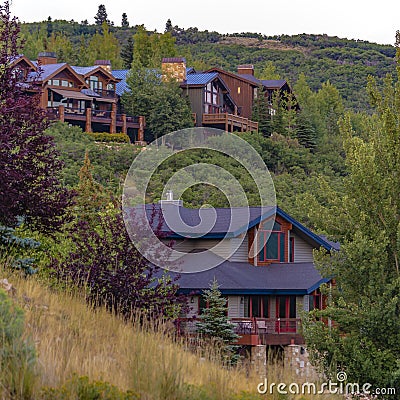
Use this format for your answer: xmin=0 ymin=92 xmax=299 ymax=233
xmin=183 ymin=86 xmax=203 ymax=127
xmin=208 ymin=70 xmax=255 ymax=119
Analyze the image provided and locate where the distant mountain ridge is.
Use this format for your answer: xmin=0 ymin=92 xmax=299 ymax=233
xmin=20 ymin=20 xmax=397 ymax=111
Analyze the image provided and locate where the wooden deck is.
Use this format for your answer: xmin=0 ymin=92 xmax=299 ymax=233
xmin=176 ymin=317 xmax=303 ymax=346
xmin=46 ymin=106 xmax=143 ymax=134
xmin=202 ymin=113 xmax=258 ymax=133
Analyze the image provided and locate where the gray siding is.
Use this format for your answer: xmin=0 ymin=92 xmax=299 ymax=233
xmin=292 ymin=233 xmax=314 ymax=262
xmin=229 ymin=234 xmax=248 ymax=262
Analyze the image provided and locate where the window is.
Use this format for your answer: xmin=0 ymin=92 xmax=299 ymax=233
xmin=204 ymin=81 xmax=220 ymax=114
xmin=244 ymin=296 xmax=269 ymax=318
xmin=290 ymin=237 xmax=295 ymax=262
xmin=309 ymin=289 xmax=322 ymax=311
xmin=258 ymin=221 xmax=285 ymax=263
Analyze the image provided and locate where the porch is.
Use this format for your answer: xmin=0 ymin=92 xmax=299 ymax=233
xmin=202 ymin=113 xmax=259 ymax=133
xmin=46 ymin=105 xmax=145 ymax=139
xmin=175 ymin=317 xmax=304 ymax=346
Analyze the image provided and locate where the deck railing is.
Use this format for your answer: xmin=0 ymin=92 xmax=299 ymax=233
xmin=202 ymin=112 xmax=259 ymax=132
xmin=175 ymin=317 xmax=301 ymax=336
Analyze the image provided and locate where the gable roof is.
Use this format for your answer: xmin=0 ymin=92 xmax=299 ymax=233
xmin=205 ymin=67 xmax=259 ymax=87
xmin=28 ymin=63 xmax=88 ymax=87
xmin=143 ymin=204 xmax=333 ymax=251
xmin=9 ymin=54 xmax=37 ymax=70
xmin=71 ymin=65 xmax=120 ymax=82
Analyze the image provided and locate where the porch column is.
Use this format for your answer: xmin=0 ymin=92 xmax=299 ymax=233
xmin=137 ymin=116 xmax=145 ymax=142
xmin=58 ymin=105 xmax=65 ymax=123
xmin=110 ymin=103 xmax=117 ymax=134
xmin=85 ymin=108 xmax=92 ymax=133
xmin=122 ymin=114 xmax=127 ymax=135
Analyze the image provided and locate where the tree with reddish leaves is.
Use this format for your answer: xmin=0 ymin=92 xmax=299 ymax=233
xmin=0 ymin=1 xmax=73 ymax=233
xmin=49 ymin=210 xmax=183 ymax=320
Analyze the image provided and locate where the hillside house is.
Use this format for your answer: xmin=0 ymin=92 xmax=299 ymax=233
xmin=149 ymin=197 xmax=336 ymax=347
xmin=163 ymin=58 xmax=259 ymax=133
xmin=10 ymin=52 xmax=145 ymax=140
xmin=206 ymin=65 xmax=299 ymax=118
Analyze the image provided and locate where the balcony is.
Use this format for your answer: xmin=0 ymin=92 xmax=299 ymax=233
xmin=46 ymin=106 xmax=144 ymax=133
xmin=202 ymin=113 xmax=259 ymax=133
xmin=175 ymin=317 xmax=304 ymax=346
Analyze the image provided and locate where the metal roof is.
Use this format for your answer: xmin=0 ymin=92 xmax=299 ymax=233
xmin=184 ymin=72 xmax=219 ymax=86
xmin=112 ymin=69 xmax=130 ymax=96
xmin=27 ymin=63 xmax=67 ymax=81
xmin=71 ymin=65 xmax=98 ymax=75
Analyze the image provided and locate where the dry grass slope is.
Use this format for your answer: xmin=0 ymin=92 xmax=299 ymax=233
xmin=0 ymin=268 xmax=343 ymax=399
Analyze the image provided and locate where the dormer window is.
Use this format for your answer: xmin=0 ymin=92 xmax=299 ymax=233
xmin=258 ymin=221 xmax=285 ymax=263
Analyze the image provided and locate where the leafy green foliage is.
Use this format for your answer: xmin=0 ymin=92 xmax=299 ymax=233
xmin=302 ymin=37 xmax=400 ymax=390
xmin=46 ymin=122 xmax=138 ymax=192
xmin=85 ymin=131 xmax=130 ymax=143
xmin=122 ymin=64 xmax=193 ymax=140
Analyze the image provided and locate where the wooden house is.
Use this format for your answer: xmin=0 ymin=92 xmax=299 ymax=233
xmin=161 ymin=58 xmax=259 ymax=133
xmin=10 ymin=53 xmax=144 ymax=140
xmin=147 ymin=198 xmax=337 ymax=347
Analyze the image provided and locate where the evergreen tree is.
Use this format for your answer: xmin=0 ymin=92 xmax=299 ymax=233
xmin=46 ymin=16 xmax=53 ymax=37
xmin=121 ymin=12 xmax=129 ymax=27
xmin=251 ymin=85 xmax=272 ymax=136
xmin=295 ymin=111 xmax=316 ymax=150
xmin=121 ymin=36 xmax=134 ymax=69
xmin=165 ymin=18 xmax=173 ymax=33
xmin=196 ymin=279 xmax=239 ymax=364
xmin=0 ymin=1 xmax=73 ymax=232
xmin=94 ymin=4 xmax=109 ymax=26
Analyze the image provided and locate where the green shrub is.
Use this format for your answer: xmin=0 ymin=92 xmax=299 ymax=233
xmin=85 ymin=132 xmax=131 ymax=143
xmin=0 ymin=289 xmax=37 ymax=399
xmin=40 ymin=375 xmax=139 ymax=400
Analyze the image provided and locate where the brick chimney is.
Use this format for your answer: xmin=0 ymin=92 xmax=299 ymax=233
xmin=237 ymin=64 xmax=254 ymax=76
xmin=37 ymin=51 xmax=57 ymax=65
xmin=94 ymin=60 xmax=112 ymax=73
xmin=162 ymin=57 xmax=186 ymax=82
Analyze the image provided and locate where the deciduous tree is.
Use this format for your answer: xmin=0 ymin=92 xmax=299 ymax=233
xmin=0 ymin=1 xmax=73 ymax=233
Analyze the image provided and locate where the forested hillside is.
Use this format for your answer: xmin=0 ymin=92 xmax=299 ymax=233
xmin=20 ymin=19 xmax=396 ymax=111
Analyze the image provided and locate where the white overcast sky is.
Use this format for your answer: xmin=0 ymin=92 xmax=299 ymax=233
xmin=10 ymin=0 xmax=400 ymax=46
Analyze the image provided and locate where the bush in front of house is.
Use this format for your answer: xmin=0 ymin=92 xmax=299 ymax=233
xmin=86 ymin=132 xmax=131 ymax=143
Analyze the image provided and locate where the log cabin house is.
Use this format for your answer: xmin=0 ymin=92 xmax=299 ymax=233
xmin=10 ymin=52 xmax=145 ymax=141
xmin=149 ymin=197 xmax=337 ymax=347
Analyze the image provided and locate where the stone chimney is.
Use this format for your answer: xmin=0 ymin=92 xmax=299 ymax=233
xmin=37 ymin=51 xmax=57 ymax=65
xmin=94 ymin=60 xmax=112 ymax=73
xmin=161 ymin=57 xmax=187 ymax=82
xmin=237 ymin=64 xmax=254 ymax=76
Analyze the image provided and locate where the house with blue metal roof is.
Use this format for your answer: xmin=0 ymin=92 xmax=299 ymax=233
xmin=11 ymin=52 xmax=144 ymax=138
xmin=147 ymin=196 xmax=335 ymax=346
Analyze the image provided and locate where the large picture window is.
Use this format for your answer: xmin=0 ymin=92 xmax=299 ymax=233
xmin=258 ymin=221 xmax=285 ymax=263
xmin=244 ymin=296 xmax=269 ymax=318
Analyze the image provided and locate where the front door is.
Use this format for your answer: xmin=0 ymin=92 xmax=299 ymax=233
xmin=275 ymin=296 xmax=296 ymax=332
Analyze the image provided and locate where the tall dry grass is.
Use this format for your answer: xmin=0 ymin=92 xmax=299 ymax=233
xmin=0 ymin=267 xmax=344 ymax=399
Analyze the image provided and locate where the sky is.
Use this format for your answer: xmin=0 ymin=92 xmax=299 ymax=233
xmin=10 ymin=0 xmax=400 ymax=46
